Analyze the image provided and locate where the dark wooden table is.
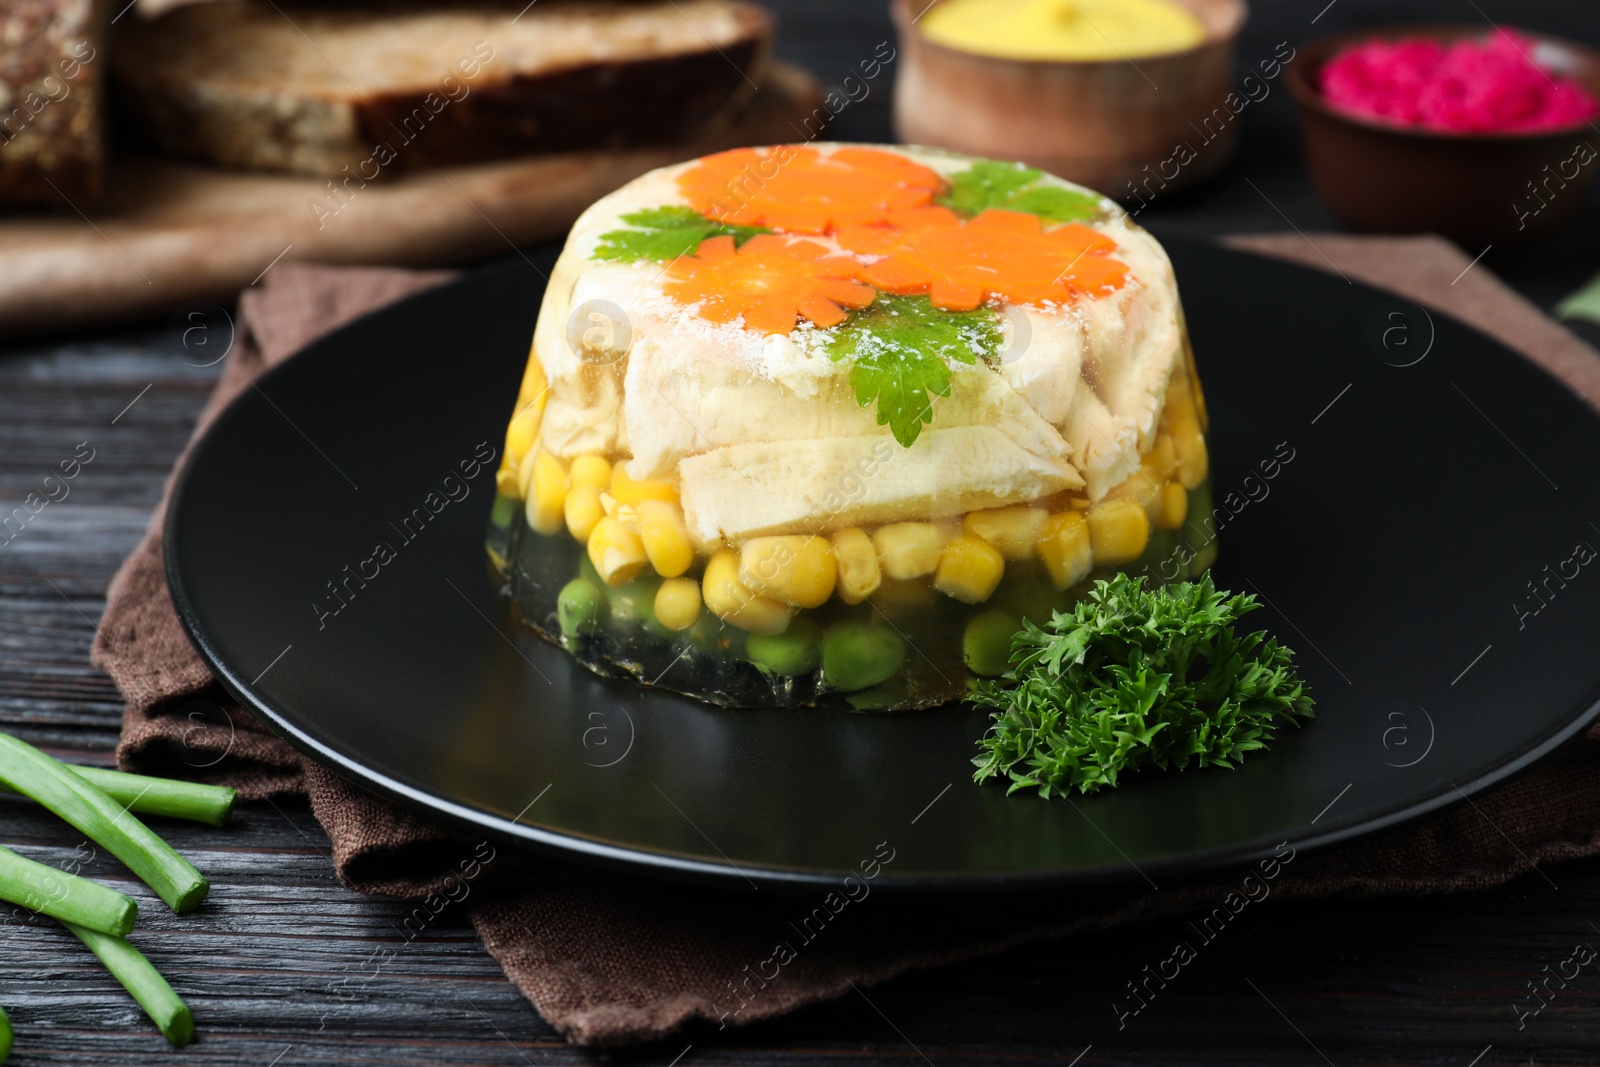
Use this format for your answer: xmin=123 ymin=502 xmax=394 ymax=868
xmin=6 ymin=1 xmax=1600 ymax=1063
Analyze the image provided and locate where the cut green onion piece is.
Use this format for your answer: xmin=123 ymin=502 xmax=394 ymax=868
xmin=0 ymin=844 xmax=136 ymax=936
xmin=0 ymin=733 xmax=208 ymax=913
xmin=64 ymin=923 xmax=194 ymax=1048
xmin=0 ymin=1003 xmax=11 ymax=1063
xmin=0 ymin=766 xmax=237 ymax=828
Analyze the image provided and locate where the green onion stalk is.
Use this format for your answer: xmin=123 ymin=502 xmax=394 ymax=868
xmin=65 ymin=924 xmax=194 ymax=1047
xmin=0 ymin=765 xmax=236 ymax=828
xmin=0 ymin=845 xmax=136 ymax=936
xmin=0 ymin=733 xmax=208 ymax=913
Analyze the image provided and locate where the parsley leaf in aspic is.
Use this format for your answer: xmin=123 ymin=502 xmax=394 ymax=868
xmin=592 ymin=206 xmax=768 ymax=263
xmin=824 ymin=294 xmax=1000 ymax=447
xmin=972 ymin=573 xmax=1314 ymax=797
xmin=939 ymin=159 xmax=1104 ymax=223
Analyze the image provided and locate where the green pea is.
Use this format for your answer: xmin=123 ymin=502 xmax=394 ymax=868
xmin=684 ymin=612 xmax=742 ymax=661
xmin=846 ymin=674 xmax=908 ymax=711
xmin=557 ymin=578 xmax=603 ymax=638
xmin=488 ymin=493 xmax=518 ymax=530
xmin=746 ymin=619 xmax=820 ymax=676
xmin=605 ymin=575 xmax=661 ymax=628
xmin=822 ymin=622 xmax=905 ymax=692
xmin=963 ymin=609 xmax=1019 ymax=677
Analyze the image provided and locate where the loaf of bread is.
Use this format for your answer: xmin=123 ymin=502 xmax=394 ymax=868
xmin=0 ymin=0 xmax=108 ymax=205
xmin=111 ymin=0 xmax=775 ymax=178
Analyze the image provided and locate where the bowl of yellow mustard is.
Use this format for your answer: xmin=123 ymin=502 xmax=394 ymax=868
xmin=893 ymin=0 xmax=1248 ymax=199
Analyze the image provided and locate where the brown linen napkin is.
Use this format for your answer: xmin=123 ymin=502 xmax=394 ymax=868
xmin=94 ymin=237 xmax=1600 ymax=1047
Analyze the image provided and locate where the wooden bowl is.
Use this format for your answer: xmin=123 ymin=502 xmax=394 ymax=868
xmin=891 ymin=0 xmax=1248 ymax=198
xmin=1287 ymin=24 xmax=1600 ymax=244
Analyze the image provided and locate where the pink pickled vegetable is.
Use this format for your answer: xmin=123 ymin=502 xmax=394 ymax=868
xmin=1319 ymin=28 xmax=1600 ymax=133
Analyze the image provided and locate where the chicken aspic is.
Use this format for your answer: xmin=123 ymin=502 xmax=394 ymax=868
xmin=486 ymin=143 xmax=1214 ymax=709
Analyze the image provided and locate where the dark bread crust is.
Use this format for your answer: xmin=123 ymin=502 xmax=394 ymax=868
xmin=357 ymin=31 xmax=771 ymax=170
xmin=112 ymin=0 xmax=775 ymax=178
xmin=0 ymin=0 xmax=108 ymax=206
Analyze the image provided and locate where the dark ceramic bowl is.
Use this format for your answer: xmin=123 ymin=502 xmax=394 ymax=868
xmin=892 ymin=0 xmax=1248 ymax=198
xmin=1287 ymin=24 xmax=1600 ymax=244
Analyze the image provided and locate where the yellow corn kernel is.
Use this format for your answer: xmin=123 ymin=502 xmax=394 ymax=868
xmin=527 ymin=451 xmax=570 ymax=536
xmin=654 ymin=577 xmax=702 ymax=631
xmin=586 ymin=516 xmax=648 ymax=587
xmin=504 ymin=405 xmax=540 ymax=471
xmin=739 ymin=535 xmax=837 ymax=609
xmin=1087 ymin=498 xmax=1150 ymax=565
xmin=873 ymin=522 xmax=948 ymax=581
xmin=1156 ymin=482 xmax=1188 ymax=531
xmin=564 ymin=485 xmax=605 ymax=542
xmin=611 ymin=465 xmax=679 ymax=506
xmin=1171 ymin=416 xmax=1209 ymax=489
xmin=636 ymin=500 xmax=694 ymax=578
xmin=516 ymin=446 xmax=540 ymax=498
xmin=516 ymin=346 xmax=549 ymax=413
xmin=1147 ymin=434 xmax=1179 ymax=481
xmin=569 ymin=454 xmax=613 ymax=491
xmin=832 ymin=527 xmax=881 ymax=605
xmin=1038 ymin=511 xmax=1093 ymax=590
xmin=934 ymin=535 xmax=1005 ymax=604
xmin=1162 ymin=372 xmax=1196 ymax=426
xmin=1133 ymin=470 xmax=1167 ymax=523
xmin=702 ymin=549 xmax=791 ymax=634
xmin=495 ymin=468 xmax=519 ymax=497
xmin=1107 ymin=457 xmax=1165 ymax=519
xmin=962 ymin=505 xmax=1047 ymax=560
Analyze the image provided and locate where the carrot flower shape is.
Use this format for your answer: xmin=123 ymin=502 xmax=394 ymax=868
xmin=677 ymin=146 xmax=946 ymax=235
xmin=836 ymin=208 xmax=1130 ymax=310
xmin=663 ymin=234 xmax=876 ymax=335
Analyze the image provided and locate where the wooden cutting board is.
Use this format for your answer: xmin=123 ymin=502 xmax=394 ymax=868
xmin=0 ymin=62 xmax=822 ymax=337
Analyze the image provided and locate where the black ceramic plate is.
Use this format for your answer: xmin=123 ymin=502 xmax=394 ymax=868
xmin=166 ymin=237 xmax=1600 ymax=892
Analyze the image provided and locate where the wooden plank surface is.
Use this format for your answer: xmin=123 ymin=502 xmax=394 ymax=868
xmin=0 ymin=63 xmax=821 ymax=337
xmin=7 ymin=1 xmax=1600 ymax=1064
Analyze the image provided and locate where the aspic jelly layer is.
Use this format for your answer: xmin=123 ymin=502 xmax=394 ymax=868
xmin=485 ymin=378 xmax=1215 ymax=711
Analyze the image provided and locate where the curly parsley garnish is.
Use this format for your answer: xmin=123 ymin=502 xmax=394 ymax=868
xmin=972 ymin=573 xmax=1314 ymax=797
xmin=824 ymin=294 xmax=1000 ymax=447
xmin=592 ymin=206 xmax=768 ymax=263
xmin=939 ymin=159 xmax=1104 ymax=223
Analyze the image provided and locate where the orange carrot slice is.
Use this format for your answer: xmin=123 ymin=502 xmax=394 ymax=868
xmin=663 ymin=234 xmax=876 ymax=335
xmin=677 ymin=146 xmax=947 ymax=235
xmin=837 ymin=208 xmax=1129 ymax=309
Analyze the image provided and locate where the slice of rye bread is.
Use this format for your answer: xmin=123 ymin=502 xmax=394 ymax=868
xmin=0 ymin=0 xmax=109 ymax=206
xmin=110 ymin=0 xmax=775 ymax=178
